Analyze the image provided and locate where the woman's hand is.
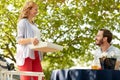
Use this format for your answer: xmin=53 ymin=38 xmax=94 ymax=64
xmin=31 ymin=38 xmax=39 ymax=45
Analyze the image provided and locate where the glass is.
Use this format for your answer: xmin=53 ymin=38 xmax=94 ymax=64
xmin=91 ymin=59 xmax=101 ymax=70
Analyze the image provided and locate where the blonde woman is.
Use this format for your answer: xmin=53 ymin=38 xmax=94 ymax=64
xmin=16 ymin=1 xmax=43 ymax=80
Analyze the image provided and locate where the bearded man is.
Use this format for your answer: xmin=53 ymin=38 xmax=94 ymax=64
xmin=93 ymin=29 xmax=120 ymax=70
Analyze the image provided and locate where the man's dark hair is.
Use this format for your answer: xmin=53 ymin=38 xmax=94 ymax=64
xmin=100 ymin=29 xmax=112 ymax=43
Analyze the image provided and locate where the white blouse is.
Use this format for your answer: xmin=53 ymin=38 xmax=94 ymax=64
xmin=16 ymin=18 xmax=42 ymax=66
xmin=30 ymin=23 xmax=41 ymax=41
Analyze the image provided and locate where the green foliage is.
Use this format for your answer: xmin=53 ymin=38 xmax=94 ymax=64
xmin=1 ymin=0 xmax=120 ymax=80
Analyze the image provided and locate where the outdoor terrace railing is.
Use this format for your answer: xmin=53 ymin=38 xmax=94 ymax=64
xmin=0 ymin=71 xmax=44 ymax=80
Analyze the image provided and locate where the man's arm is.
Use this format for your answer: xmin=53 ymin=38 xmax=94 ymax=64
xmin=115 ymin=60 xmax=120 ymax=70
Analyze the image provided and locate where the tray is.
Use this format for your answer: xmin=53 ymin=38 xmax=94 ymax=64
xmin=29 ymin=42 xmax=63 ymax=52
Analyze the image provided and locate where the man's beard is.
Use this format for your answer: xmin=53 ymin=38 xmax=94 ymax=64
xmin=96 ymin=38 xmax=103 ymax=46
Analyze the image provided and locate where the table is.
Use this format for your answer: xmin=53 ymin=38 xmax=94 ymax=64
xmin=50 ymin=69 xmax=120 ymax=80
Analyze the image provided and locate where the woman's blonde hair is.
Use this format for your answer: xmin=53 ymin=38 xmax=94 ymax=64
xmin=18 ymin=1 xmax=37 ymax=21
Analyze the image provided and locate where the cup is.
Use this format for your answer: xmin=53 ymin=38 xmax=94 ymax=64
xmin=99 ymin=58 xmax=116 ymax=69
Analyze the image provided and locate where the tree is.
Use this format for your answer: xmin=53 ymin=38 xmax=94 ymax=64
xmin=0 ymin=0 xmax=120 ymax=79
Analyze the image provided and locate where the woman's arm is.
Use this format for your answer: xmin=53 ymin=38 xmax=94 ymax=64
xmin=17 ymin=19 xmax=39 ymax=45
xmin=18 ymin=38 xmax=39 ymax=45
xmin=18 ymin=38 xmax=32 ymax=45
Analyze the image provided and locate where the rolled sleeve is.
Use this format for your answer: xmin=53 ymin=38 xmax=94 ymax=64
xmin=16 ymin=19 xmax=26 ymax=42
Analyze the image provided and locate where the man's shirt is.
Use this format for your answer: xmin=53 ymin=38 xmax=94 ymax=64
xmin=94 ymin=45 xmax=120 ymax=61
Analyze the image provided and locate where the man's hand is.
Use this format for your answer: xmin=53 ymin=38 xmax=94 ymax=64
xmin=115 ymin=61 xmax=120 ymax=70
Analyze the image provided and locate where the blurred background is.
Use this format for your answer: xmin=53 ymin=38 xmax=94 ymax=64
xmin=0 ymin=0 xmax=120 ymax=79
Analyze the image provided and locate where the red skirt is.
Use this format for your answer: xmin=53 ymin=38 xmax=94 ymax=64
xmin=18 ymin=51 xmax=43 ymax=80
